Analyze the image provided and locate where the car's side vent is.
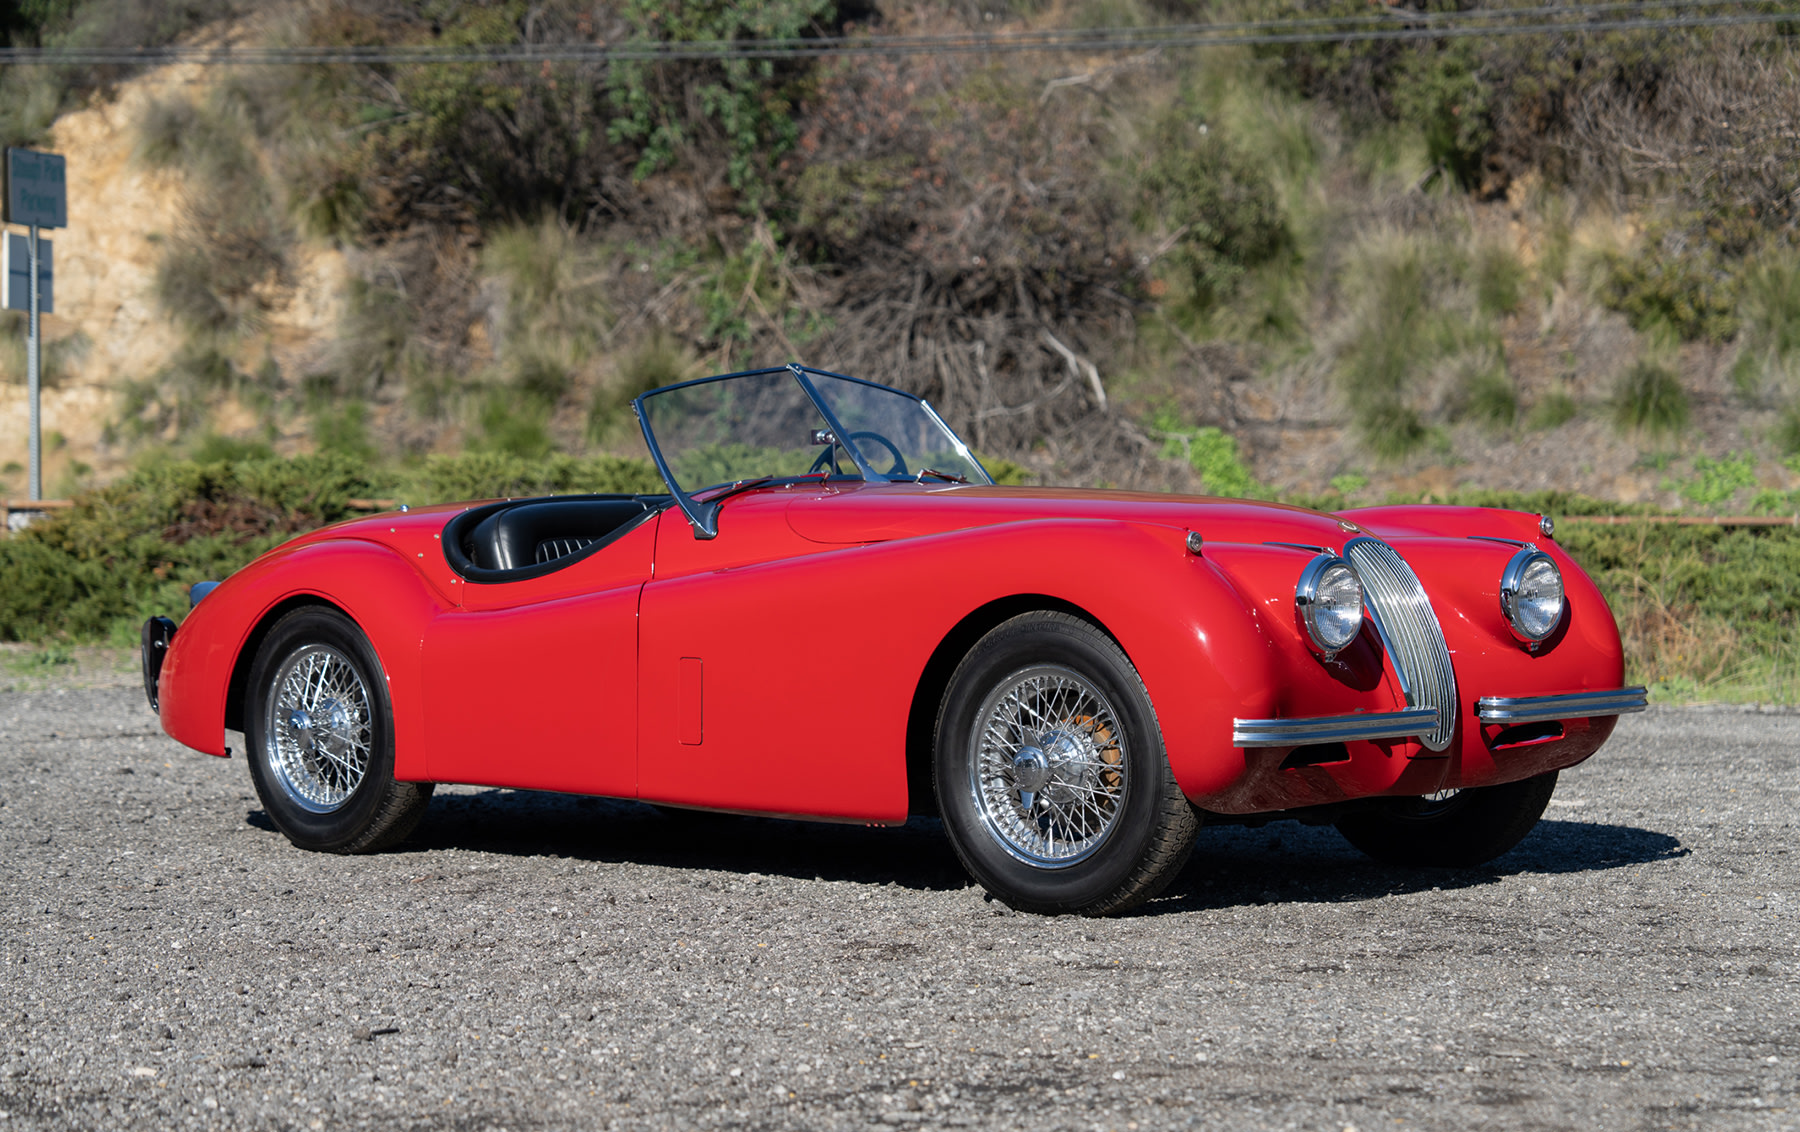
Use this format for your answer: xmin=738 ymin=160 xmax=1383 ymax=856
xmin=535 ymin=537 xmax=597 ymax=564
xmin=1344 ymin=536 xmax=1458 ymax=752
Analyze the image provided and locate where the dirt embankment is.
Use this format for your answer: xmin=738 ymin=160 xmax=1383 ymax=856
xmin=0 ymin=63 xmax=351 ymax=492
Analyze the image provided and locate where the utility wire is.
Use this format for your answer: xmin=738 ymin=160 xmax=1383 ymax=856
xmin=0 ymin=5 xmax=1795 ymax=65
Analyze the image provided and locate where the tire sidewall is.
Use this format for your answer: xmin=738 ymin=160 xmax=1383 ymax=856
xmin=245 ymin=606 xmax=398 ymax=852
xmin=934 ymin=615 xmax=1170 ymax=913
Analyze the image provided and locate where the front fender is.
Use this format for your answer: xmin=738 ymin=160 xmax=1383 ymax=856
xmin=158 ymin=539 xmax=455 ymax=780
xmin=878 ymin=519 xmax=1290 ymax=805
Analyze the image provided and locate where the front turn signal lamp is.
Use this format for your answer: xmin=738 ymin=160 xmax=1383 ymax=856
xmin=1296 ymin=555 xmax=1365 ymax=658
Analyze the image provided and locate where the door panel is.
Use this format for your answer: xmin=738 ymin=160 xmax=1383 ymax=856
xmin=637 ymin=501 xmax=911 ymax=823
xmin=420 ymin=520 xmax=655 ymax=795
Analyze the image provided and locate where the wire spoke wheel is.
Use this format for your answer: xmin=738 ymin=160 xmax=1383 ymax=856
xmin=245 ymin=607 xmax=432 ymax=854
xmin=968 ymin=664 xmax=1128 ymax=868
xmin=263 ymin=643 xmax=374 ymax=814
xmin=935 ymin=612 xmax=1199 ymax=915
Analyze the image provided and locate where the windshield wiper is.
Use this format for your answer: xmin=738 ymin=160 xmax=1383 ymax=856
xmin=915 ymin=467 xmax=969 ymax=483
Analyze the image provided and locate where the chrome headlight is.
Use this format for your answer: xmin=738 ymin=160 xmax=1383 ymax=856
xmin=1500 ymin=545 xmax=1564 ymax=642
xmin=1296 ymin=555 xmax=1365 ymax=658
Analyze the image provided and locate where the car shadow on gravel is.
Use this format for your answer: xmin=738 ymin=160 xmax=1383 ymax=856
xmin=344 ymin=789 xmax=975 ymax=892
xmin=246 ymin=797 xmax=1684 ymax=907
xmin=1145 ymin=818 xmax=1687 ymax=914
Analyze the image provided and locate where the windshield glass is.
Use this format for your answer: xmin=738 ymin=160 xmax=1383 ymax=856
xmin=634 ymin=365 xmax=992 ymax=538
xmin=635 ymin=370 xmax=835 ymax=495
xmin=804 ymin=372 xmax=988 ymax=484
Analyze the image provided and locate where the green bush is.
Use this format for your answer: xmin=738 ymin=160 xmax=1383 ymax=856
xmin=0 ymin=450 xmax=666 ymax=643
xmin=1526 ymin=388 xmax=1579 ymax=430
xmin=407 ymin=452 xmax=663 ymax=504
xmin=608 ymin=0 xmax=833 ymax=207
xmin=1156 ymin=415 xmax=1259 ymax=497
xmin=1611 ymin=360 xmax=1690 ymax=437
xmin=1391 ymin=42 xmax=1492 ymax=188
xmin=1674 ymin=453 xmax=1757 ymax=508
xmin=1598 ymin=244 xmax=1740 ymax=344
xmin=1139 ymin=116 xmax=1292 ymax=312
xmin=1774 ymin=403 xmax=1800 ymax=456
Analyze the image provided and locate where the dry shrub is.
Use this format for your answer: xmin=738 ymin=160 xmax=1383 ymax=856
xmin=782 ymin=17 xmax=1160 ymax=483
xmin=1614 ymin=577 xmax=1740 ymax=688
xmin=1552 ymin=31 xmax=1800 ymax=230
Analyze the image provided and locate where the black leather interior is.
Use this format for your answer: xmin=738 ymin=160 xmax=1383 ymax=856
xmin=442 ymin=494 xmax=669 ymax=584
xmin=467 ymin=499 xmax=649 ymax=571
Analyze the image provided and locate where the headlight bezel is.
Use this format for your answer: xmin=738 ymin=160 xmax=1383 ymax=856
xmin=1295 ymin=554 xmax=1366 ymax=659
xmin=1499 ymin=544 xmax=1565 ymax=643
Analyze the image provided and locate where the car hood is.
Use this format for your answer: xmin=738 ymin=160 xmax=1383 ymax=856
xmin=784 ymin=482 xmax=1367 ymax=547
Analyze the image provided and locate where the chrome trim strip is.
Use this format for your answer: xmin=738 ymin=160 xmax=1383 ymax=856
xmin=1233 ymin=707 xmax=1440 ymax=748
xmin=1345 ymin=537 xmax=1459 ymax=751
xmin=1477 ymin=687 xmax=1648 ymax=724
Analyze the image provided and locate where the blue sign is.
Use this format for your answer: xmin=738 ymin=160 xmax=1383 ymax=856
xmin=2 ymin=233 xmax=51 ymax=314
xmin=5 ymin=148 xmax=66 ymax=229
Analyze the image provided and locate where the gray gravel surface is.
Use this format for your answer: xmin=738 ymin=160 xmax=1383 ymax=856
xmin=1 ymin=688 xmax=1796 ymax=1131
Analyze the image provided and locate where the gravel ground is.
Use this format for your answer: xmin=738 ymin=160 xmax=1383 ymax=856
xmin=1 ymin=688 xmax=1796 ymax=1131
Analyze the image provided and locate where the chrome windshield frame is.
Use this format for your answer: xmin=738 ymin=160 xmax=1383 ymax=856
xmin=632 ymin=362 xmax=994 ymax=539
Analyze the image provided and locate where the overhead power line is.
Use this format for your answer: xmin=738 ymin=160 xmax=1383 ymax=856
xmin=0 ymin=3 xmax=1795 ymax=66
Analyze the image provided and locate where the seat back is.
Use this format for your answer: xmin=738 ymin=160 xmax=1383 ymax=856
xmin=467 ymin=499 xmax=650 ymax=572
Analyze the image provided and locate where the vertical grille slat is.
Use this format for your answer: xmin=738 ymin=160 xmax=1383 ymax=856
xmin=1345 ymin=537 xmax=1458 ymax=751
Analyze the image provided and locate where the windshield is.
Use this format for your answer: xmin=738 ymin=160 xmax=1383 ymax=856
xmin=635 ymin=369 xmax=832 ymax=495
xmin=634 ymin=364 xmax=992 ymax=538
xmin=806 ymin=374 xmax=987 ymax=484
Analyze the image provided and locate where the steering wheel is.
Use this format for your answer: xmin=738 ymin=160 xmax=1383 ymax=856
xmin=808 ymin=430 xmax=908 ymax=478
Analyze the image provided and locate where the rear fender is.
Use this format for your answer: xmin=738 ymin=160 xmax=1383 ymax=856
xmin=158 ymin=540 xmax=453 ymax=780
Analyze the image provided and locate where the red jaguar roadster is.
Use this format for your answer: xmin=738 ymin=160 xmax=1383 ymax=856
xmin=143 ymin=364 xmax=1643 ymax=915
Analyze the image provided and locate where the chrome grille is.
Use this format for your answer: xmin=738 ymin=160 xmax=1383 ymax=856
xmin=1344 ymin=536 xmax=1458 ymax=751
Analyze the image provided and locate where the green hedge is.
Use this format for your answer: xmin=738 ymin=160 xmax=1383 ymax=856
xmin=4 ymin=459 xmax=1795 ymax=701
xmin=0 ymin=452 xmax=661 ymax=645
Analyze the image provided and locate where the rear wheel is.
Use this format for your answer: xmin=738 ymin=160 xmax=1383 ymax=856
xmin=245 ymin=606 xmax=432 ymax=853
xmin=934 ymin=612 xmax=1198 ymax=915
xmin=1333 ymin=771 xmax=1558 ymax=867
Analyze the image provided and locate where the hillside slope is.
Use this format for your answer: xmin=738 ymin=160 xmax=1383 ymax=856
xmin=0 ymin=0 xmax=1794 ymax=513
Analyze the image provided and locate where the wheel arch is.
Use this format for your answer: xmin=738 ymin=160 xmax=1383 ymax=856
xmin=904 ymin=593 xmax=1122 ymax=817
xmin=224 ymin=595 xmax=351 ymax=734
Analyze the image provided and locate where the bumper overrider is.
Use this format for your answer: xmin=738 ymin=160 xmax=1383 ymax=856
xmin=141 ymin=582 xmax=216 ymax=714
xmin=141 ymin=616 xmax=177 ymax=714
xmin=1233 ymin=686 xmax=1648 ymax=749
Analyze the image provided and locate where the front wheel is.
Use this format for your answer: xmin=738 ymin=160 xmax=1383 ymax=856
xmin=1333 ymin=771 xmax=1558 ymax=867
xmin=934 ymin=612 xmax=1198 ymax=915
xmin=245 ymin=606 xmax=433 ymax=853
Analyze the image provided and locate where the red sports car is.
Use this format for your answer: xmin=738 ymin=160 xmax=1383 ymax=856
xmin=143 ymin=364 xmax=1644 ymax=915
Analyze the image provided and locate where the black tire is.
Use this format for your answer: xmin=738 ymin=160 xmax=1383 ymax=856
xmin=245 ymin=606 xmax=433 ymax=853
xmin=934 ymin=611 xmax=1199 ymax=916
xmin=1333 ymin=771 xmax=1558 ymax=868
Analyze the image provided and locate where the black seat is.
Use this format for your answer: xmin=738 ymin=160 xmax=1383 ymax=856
xmin=466 ymin=499 xmax=650 ymax=572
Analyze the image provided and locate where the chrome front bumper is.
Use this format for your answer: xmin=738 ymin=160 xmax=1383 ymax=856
xmin=1233 ymin=708 xmax=1439 ymax=748
xmin=1233 ymin=686 xmax=1648 ymax=749
xmin=1475 ymin=686 xmax=1649 ymax=724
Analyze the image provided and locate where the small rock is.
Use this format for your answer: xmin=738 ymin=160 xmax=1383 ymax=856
xmin=351 ymin=1026 xmax=372 ymax=1042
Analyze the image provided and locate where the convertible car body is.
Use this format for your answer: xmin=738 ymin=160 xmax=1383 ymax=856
xmin=143 ymin=364 xmax=1644 ymax=914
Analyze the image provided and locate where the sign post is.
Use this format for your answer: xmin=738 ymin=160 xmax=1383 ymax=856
xmin=4 ymin=148 xmax=67 ymax=502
